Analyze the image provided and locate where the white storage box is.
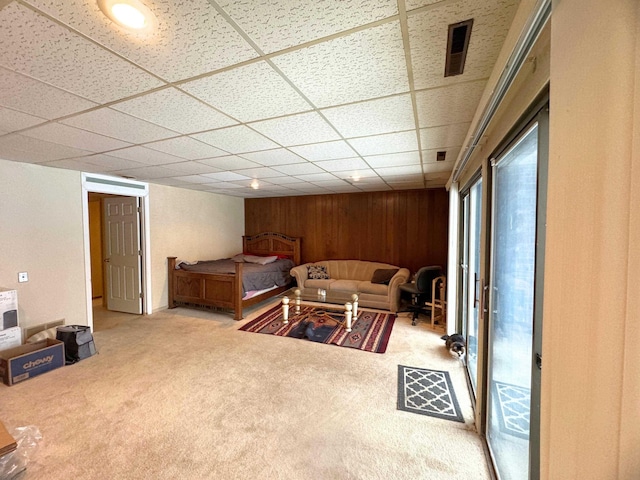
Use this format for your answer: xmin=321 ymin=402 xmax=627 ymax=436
xmin=0 ymin=327 xmax=21 ymax=351
xmin=0 ymin=289 xmax=18 ymax=331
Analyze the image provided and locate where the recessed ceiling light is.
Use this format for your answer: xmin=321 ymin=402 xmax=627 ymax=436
xmin=98 ymin=0 xmax=156 ymax=31
xmin=251 ymin=180 xmax=260 ymax=190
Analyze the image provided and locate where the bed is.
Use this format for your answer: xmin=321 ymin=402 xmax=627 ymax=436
xmin=168 ymin=232 xmax=301 ymax=320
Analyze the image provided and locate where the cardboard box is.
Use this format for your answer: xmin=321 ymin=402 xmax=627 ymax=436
xmin=0 ymin=289 xmax=18 ymax=331
xmin=0 ymin=339 xmax=64 ymax=386
xmin=0 ymin=421 xmax=17 ymax=457
xmin=0 ymin=327 xmax=21 ymax=352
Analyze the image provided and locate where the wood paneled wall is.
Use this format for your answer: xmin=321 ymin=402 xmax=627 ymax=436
xmin=245 ymin=189 xmax=449 ymax=275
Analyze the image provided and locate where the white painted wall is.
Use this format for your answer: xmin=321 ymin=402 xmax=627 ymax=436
xmin=0 ymin=159 xmax=86 ymax=328
xmin=149 ymin=183 xmax=244 ymax=311
xmin=543 ymin=0 xmax=640 ymax=477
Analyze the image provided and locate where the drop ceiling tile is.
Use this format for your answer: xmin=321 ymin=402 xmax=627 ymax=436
xmin=0 ymin=3 xmax=163 ymax=103
xmin=322 ymin=95 xmax=415 ymax=138
xmin=420 ymin=123 xmax=470 ymax=150
xmin=71 ymin=154 xmax=148 ymax=172
xmin=374 ymin=164 xmax=424 ymax=177
xmin=357 ymin=183 xmax=393 ymax=191
xmin=289 ymin=141 xmax=358 ymax=161
xmin=192 ymin=126 xmax=279 ymax=154
xmin=106 ymin=146 xmax=185 ymax=166
xmin=148 ymin=178 xmax=193 ymax=187
xmin=312 ymin=181 xmax=360 ymax=192
xmin=423 ymin=160 xmax=455 ymax=174
xmin=218 ymin=0 xmax=397 ymax=53
xmin=0 ymin=134 xmax=94 ymax=162
xmin=41 ymin=158 xmax=106 ymax=172
xmin=250 ymin=112 xmax=340 ymax=146
xmin=348 ymin=131 xmax=418 ymax=156
xmin=25 ymin=0 xmax=259 ymax=82
xmin=272 ymin=162 xmax=324 ymax=176
xmin=112 ymin=88 xmax=237 ymax=134
xmin=202 ymin=182 xmax=245 ymax=189
xmin=273 ymin=21 xmax=408 ymax=107
xmin=264 ymin=175 xmax=308 ymax=185
xmin=20 ymin=123 xmax=131 ymax=152
xmin=172 ymin=175 xmax=215 ymax=184
xmin=422 ymin=147 xmax=461 ymax=165
xmin=145 ymin=137 xmax=228 ymax=160
xmin=162 ymin=161 xmax=221 ymax=176
xmin=415 ymin=81 xmax=486 ymax=128
xmin=181 ymin=61 xmax=312 ymax=122
xmin=62 ymin=108 xmax=179 ymax=144
xmin=232 ymin=167 xmax=287 ymax=179
xmin=198 ymin=156 xmax=262 ymax=170
xmin=312 ymin=158 xmax=370 ymax=172
xmin=364 ymin=151 xmax=421 ymax=168
xmin=0 ymin=67 xmax=97 ymax=119
xmin=294 ymin=173 xmax=339 ymax=182
xmin=201 ymin=171 xmax=251 ymax=182
xmin=241 ymin=148 xmax=310 ymax=166
xmin=409 ymin=0 xmax=519 ymax=90
xmin=406 ymin=0 xmax=441 ymax=11
xmin=112 ymin=165 xmax=183 ymax=180
xmin=0 ymin=107 xmax=45 ymax=133
xmin=334 ymin=169 xmax=379 ymax=179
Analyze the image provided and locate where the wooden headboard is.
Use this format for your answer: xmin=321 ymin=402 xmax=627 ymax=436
xmin=242 ymin=232 xmax=301 ymax=265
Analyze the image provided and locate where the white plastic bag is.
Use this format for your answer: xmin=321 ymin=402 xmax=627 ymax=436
xmin=0 ymin=426 xmax=43 ymax=480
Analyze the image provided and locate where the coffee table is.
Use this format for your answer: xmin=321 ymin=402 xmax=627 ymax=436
xmin=280 ymin=287 xmax=359 ymax=332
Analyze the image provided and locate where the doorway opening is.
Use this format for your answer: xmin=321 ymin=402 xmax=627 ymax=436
xmin=82 ymin=173 xmax=152 ymax=331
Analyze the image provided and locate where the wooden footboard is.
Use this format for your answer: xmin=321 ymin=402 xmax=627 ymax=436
xmin=168 ymin=256 xmax=244 ymax=319
xmin=167 ymin=232 xmax=301 ymax=320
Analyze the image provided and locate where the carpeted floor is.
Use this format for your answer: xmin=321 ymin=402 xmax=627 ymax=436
xmin=0 ymin=299 xmax=491 ymax=479
xmin=240 ymin=304 xmax=395 ymax=353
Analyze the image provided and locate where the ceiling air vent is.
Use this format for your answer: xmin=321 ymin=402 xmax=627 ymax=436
xmin=436 ymin=151 xmax=447 ymax=162
xmin=445 ymin=19 xmax=473 ymax=77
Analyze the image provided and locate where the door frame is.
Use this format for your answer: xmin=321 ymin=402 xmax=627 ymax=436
xmin=81 ymin=173 xmax=152 ymax=330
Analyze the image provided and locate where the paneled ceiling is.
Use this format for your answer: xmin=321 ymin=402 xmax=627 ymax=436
xmin=0 ymin=0 xmax=519 ymax=198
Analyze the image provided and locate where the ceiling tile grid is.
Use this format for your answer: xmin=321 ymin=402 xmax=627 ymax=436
xmin=180 ymin=61 xmax=313 ymax=123
xmin=272 ymin=21 xmax=410 ymax=108
xmin=408 ymin=0 xmax=519 ymax=91
xmin=217 ymin=0 xmax=398 ymax=54
xmin=0 ymin=2 xmax=163 ymax=103
xmin=0 ymin=0 xmax=522 ymax=195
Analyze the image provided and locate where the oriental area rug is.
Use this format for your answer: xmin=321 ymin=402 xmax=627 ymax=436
xmin=240 ymin=304 xmax=396 ymax=354
xmin=397 ymin=365 xmax=464 ymax=423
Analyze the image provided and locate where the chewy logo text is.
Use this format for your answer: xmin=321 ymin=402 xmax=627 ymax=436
xmin=23 ymin=355 xmax=54 ymax=369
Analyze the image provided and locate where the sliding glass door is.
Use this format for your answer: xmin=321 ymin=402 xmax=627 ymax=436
xmin=460 ymin=177 xmax=482 ymax=398
xmin=486 ymin=113 xmax=545 ymax=479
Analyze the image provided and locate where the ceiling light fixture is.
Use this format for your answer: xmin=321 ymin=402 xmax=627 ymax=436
xmin=98 ymin=0 xmax=156 ymax=31
xmin=251 ymin=180 xmax=260 ymax=190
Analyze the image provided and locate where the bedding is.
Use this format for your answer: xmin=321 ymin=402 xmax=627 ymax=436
xmin=177 ymin=257 xmax=295 ymax=294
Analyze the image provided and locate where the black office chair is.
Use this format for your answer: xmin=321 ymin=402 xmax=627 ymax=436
xmin=399 ymin=266 xmax=443 ymax=326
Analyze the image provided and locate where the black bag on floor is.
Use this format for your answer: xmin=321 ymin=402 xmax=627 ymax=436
xmin=56 ymin=325 xmax=97 ymax=365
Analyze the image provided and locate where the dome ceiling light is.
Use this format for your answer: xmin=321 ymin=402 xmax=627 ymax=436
xmin=97 ymin=0 xmax=156 ymax=32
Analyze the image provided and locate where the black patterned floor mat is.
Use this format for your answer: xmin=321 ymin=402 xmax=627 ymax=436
xmin=492 ymin=380 xmax=530 ymax=439
xmin=397 ymin=365 xmax=464 ymax=422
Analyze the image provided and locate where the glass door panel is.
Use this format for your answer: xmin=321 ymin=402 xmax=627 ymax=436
xmin=487 ymin=124 xmax=538 ymax=480
xmin=460 ymin=178 xmax=482 ymax=397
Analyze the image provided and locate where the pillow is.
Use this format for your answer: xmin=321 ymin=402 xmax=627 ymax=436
xmin=371 ymin=268 xmax=399 ymax=285
xmin=307 ymin=265 xmax=330 ymax=280
xmin=243 ymin=254 xmax=278 ymax=265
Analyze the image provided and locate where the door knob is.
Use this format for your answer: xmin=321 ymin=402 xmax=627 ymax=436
xmin=103 ymin=258 xmax=110 ymax=263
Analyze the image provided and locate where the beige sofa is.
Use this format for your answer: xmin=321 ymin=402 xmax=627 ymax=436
xmin=290 ymin=260 xmax=410 ymax=313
